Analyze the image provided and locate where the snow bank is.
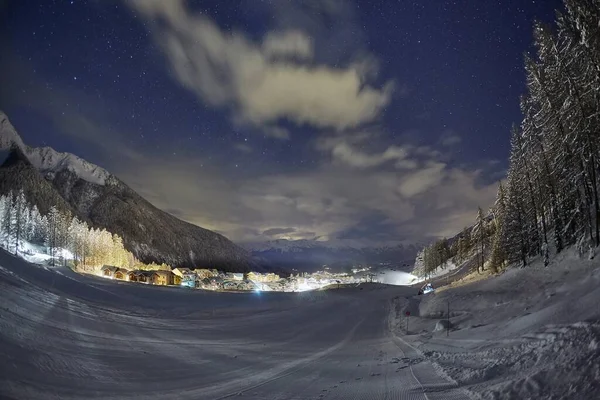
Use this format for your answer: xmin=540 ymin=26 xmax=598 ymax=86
xmin=391 ymin=247 xmax=600 ymax=399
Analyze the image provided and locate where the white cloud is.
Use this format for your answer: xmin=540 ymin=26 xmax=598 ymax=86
xmin=234 ymin=143 xmax=253 ymax=153
xmin=398 ymin=162 xmax=446 ymax=197
xmin=315 ymin=131 xmax=425 ymax=170
xmin=262 ymin=30 xmax=313 ymax=60
xmin=263 ymin=126 xmax=291 ymax=140
xmin=440 ymin=131 xmax=462 ymax=146
xmin=330 ymin=142 xmax=409 ymax=168
xmin=126 ymin=0 xmax=392 ymax=131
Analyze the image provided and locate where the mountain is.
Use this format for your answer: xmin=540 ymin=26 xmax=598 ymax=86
xmin=0 ymin=111 xmax=258 ymax=272
xmin=244 ymin=239 xmax=422 ymax=272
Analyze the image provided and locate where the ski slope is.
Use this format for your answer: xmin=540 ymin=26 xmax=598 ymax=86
xmin=0 ymin=249 xmax=467 ymax=400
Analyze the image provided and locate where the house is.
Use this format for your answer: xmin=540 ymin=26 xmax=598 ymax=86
xmin=247 ymin=272 xmax=280 ymax=283
xmin=152 ymin=270 xmax=174 ymax=286
xmin=101 ymin=266 xmax=119 ymax=278
xmin=127 ymin=271 xmax=140 ymax=282
xmin=172 ymin=267 xmax=196 ymax=288
xmin=114 ymin=268 xmax=129 ymax=281
xmin=128 ymin=270 xmax=154 ymax=283
xmin=223 ymin=281 xmax=241 ymax=290
xmin=101 ymin=266 xmax=130 ymax=280
xmin=195 ymin=269 xmax=218 ymax=280
xmin=232 ymin=273 xmax=244 ymax=281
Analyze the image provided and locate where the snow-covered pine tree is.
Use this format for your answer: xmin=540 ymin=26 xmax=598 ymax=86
xmin=490 ymin=183 xmax=507 ymax=272
xmin=28 ymin=205 xmax=43 ymax=243
xmin=0 ymin=194 xmax=8 ymax=246
xmin=1 ymin=191 xmax=15 ymax=249
xmin=536 ymin=19 xmax=599 ymax=247
xmin=471 ymin=207 xmax=488 ymax=273
xmin=557 ymin=5 xmax=600 ymax=246
xmin=503 ymin=176 xmax=529 ymax=267
xmin=36 ymin=214 xmax=48 ymax=245
xmin=466 ymin=0 xmax=600 ymax=267
xmin=46 ymin=206 xmax=61 ymax=265
xmin=11 ymin=190 xmax=28 ymax=255
xmin=56 ymin=210 xmax=72 ymax=265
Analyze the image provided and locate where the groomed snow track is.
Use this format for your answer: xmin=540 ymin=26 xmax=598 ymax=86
xmin=0 ymin=250 xmax=469 ymax=399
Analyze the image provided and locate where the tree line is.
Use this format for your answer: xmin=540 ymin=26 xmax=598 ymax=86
xmin=492 ymin=0 xmax=600 ymax=270
xmin=0 ymin=189 xmax=170 ymax=271
xmin=415 ymin=0 xmax=599 ymax=277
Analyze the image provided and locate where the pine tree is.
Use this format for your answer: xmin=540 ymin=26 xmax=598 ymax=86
xmin=11 ymin=190 xmax=28 ymax=255
xmin=0 ymin=194 xmax=8 ymax=246
xmin=1 ymin=192 xmax=15 ymax=249
xmin=46 ymin=206 xmax=61 ymax=266
xmin=471 ymin=207 xmax=487 ymax=273
xmin=490 ymin=183 xmax=507 ymax=272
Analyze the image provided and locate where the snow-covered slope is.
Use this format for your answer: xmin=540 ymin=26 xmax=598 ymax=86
xmin=0 ymin=248 xmax=466 ymax=399
xmin=0 ymin=111 xmax=110 ymax=185
xmin=390 ymin=248 xmax=600 ymax=399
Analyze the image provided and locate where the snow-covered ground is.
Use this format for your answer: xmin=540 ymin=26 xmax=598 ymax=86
xmin=0 ymin=248 xmax=467 ymax=400
xmin=390 ymin=248 xmax=600 ymax=399
xmin=375 ymin=269 xmax=421 ymax=286
xmin=412 ymin=260 xmax=462 ymax=283
xmin=3 ymin=244 xmax=599 ymax=399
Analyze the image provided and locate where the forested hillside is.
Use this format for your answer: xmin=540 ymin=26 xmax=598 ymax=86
xmin=415 ymin=0 xmax=600 ymax=277
xmin=0 ymin=112 xmax=259 ymax=272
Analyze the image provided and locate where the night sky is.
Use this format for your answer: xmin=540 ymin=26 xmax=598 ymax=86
xmin=0 ymin=0 xmax=564 ymax=246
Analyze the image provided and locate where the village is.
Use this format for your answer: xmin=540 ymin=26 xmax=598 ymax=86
xmin=96 ymin=265 xmax=372 ymax=292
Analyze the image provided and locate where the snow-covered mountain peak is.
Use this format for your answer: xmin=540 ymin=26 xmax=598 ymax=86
xmin=28 ymin=146 xmax=111 ymax=186
xmin=0 ymin=111 xmax=26 ymax=150
xmin=0 ymin=111 xmax=111 ymax=186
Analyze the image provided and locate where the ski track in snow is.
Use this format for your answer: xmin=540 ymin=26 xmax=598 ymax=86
xmin=0 ymin=250 xmax=468 ymax=400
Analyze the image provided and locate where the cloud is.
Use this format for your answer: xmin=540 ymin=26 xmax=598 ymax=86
xmin=262 ymin=30 xmax=313 ymax=60
xmin=263 ymin=126 xmax=291 ymax=140
xmin=263 ymin=227 xmax=297 ymax=236
xmin=20 ymin=102 xmax=496 ymax=246
xmin=398 ymin=162 xmax=446 ymax=197
xmin=316 ymin=131 xmax=428 ymax=171
xmin=330 ymin=142 xmax=410 ymax=169
xmin=126 ymin=0 xmax=392 ymax=131
xmin=439 ymin=131 xmax=462 ymax=146
xmin=234 ymin=143 xmax=253 ymax=153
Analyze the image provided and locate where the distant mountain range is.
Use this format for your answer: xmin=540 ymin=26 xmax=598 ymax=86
xmin=0 ymin=111 xmax=258 ymax=272
xmin=244 ymin=239 xmax=422 ymax=272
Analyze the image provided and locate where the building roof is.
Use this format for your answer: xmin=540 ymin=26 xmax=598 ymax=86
xmin=129 ymin=270 xmax=154 ymax=277
xmin=172 ymin=267 xmax=194 ymax=277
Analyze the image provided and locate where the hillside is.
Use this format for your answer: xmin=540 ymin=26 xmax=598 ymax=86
xmin=0 ymin=111 xmax=257 ymax=272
